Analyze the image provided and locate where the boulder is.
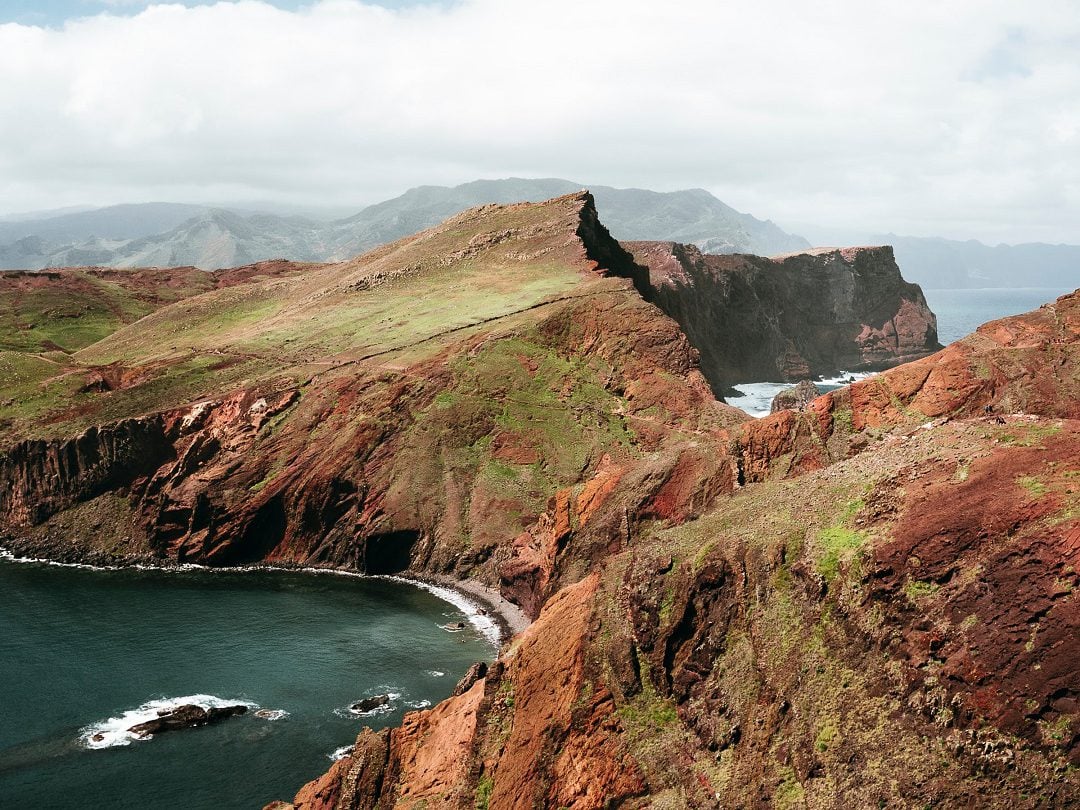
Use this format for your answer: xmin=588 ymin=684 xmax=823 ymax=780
xmin=351 ymin=694 xmax=391 ymax=713
xmin=452 ymin=661 xmax=488 ymax=697
xmin=770 ymin=379 xmax=821 ymax=413
xmin=128 ymin=703 xmax=248 ymax=737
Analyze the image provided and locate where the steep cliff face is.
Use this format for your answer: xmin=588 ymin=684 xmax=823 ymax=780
xmin=623 ymin=241 xmax=940 ymax=390
xmin=0 ymin=194 xmax=747 ymax=618
xmin=282 ymin=294 xmax=1079 ymax=809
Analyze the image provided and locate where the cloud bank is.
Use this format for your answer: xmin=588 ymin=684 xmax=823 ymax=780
xmin=1 ymin=0 xmax=1078 ymax=243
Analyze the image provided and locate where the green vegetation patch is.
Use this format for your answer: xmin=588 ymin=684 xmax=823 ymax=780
xmin=816 ymin=499 xmax=868 ymax=582
xmin=996 ymin=422 xmax=1062 ymax=448
xmin=831 ymin=407 xmax=854 ymax=432
xmin=474 ymin=775 xmax=494 ymax=810
xmin=904 ymin=579 xmax=941 ymax=601
xmin=1017 ymin=475 xmax=1049 ymax=498
xmin=1 ymin=269 xmax=214 ymax=355
xmin=817 ymin=526 xmax=867 ymax=582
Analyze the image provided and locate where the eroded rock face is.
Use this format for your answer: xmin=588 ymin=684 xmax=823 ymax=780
xmin=291 ymin=575 xmax=646 ymax=810
xmin=623 ymin=241 xmax=940 ymax=391
xmin=280 ymin=291 xmax=1080 ymax=809
xmin=866 ymin=430 xmax=1080 ymax=762
xmin=735 ymin=290 xmax=1080 ymax=484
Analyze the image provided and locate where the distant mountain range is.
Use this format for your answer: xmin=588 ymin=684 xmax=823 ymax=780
xmin=1 ymin=180 xmax=1076 ymax=290
xmin=787 ymin=224 xmax=1079 ymax=290
xmin=0 ymin=179 xmax=808 ymax=273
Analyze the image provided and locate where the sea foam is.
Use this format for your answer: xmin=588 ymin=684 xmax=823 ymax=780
xmin=80 ymin=695 xmax=260 ymax=749
xmin=726 ymin=371 xmax=874 ymax=418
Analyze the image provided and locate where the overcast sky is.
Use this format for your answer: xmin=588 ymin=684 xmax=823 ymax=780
xmin=1 ymin=0 xmax=1078 ymax=244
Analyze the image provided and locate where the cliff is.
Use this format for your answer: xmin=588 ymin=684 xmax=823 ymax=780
xmin=624 ymin=241 xmax=940 ymax=390
xmin=2 ymin=193 xmax=1077 ymax=808
xmin=281 ymin=291 xmax=1080 ymax=809
xmin=0 ymin=193 xmax=748 ymax=618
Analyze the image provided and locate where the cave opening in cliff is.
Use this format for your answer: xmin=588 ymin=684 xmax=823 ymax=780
xmin=364 ymin=530 xmax=420 ymax=574
xmin=221 ymin=496 xmax=288 ymax=565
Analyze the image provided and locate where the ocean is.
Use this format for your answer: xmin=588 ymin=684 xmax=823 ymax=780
xmin=0 ymin=558 xmax=495 ymax=809
xmin=726 ymin=287 xmax=1074 ymax=417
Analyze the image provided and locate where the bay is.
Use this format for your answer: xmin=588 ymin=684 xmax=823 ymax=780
xmin=0 ymin=559 xmax=494 ymax=809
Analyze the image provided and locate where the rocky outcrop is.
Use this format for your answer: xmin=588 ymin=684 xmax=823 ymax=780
xmin=287 ymin=575 xmax=646 ymax=810
xmin=0 ymin=418 xmax=172 ymax=527
xmin=350 ymin=695 xmax=390 ymax=714
xmin=623 ymin=241 xmax=940 ymax=392
xmin=279 ymin=291 xmax=1079 ymax=809
xmin=769 ymin=379 xmax=820 ymax=413
xmin=128 ymin=703 xmax=248 ymax=738
xmin=0 ymin=194 xmax=748 ymax=619
xmin=734 ymin=289 xmax=1080 ymax=484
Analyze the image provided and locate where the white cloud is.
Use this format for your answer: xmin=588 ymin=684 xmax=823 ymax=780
xmin=1 ymin=0 xmax=1079 ymax=243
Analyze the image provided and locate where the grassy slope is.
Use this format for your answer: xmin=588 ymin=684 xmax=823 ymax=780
xmin=593 ymin=415 xmax=1080 ymax=807
xmin=0 ymin=196 xmax=607 ymax=441
xmin=0 ymin=267 xmax=217 ymax=433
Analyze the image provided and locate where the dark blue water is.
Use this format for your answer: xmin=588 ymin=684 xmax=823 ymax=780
xmin=0 ymin=559 xmax=495 ymax=809
xmin=923 ymin=287 xmax=1074 ymax=346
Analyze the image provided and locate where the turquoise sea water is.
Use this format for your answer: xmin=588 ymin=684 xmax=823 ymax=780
xmin=0 ymin=559 xmax=495 ymax=809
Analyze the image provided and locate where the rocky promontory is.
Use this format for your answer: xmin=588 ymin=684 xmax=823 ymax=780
xmin=623 ymin=241 xmax=940 ymax=391
xmin=281 ymin=291 xmax=1080 ymax=809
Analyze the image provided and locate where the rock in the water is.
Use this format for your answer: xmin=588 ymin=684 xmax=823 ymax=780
xmin=351 ymin=694 xmax=391 ymax=713
xmin=128 ymin=703 xmax=248 ymax=737
xmin=770 ymin=379 xmax=821 ymax=413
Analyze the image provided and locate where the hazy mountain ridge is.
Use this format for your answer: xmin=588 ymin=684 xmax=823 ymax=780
xmin=883 ymin=234 xmax=1079 ymax=289
xmin=5 ymin=181 xmax=1076 ymax=288
xmin=791 ymin=223 xmax=1080 ymax=289
xmin=0 ymin=179 xmax=810 ymax=271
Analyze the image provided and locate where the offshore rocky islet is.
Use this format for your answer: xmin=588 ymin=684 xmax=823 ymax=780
xmin=0 ymin=192 xmax=1076 ymax=807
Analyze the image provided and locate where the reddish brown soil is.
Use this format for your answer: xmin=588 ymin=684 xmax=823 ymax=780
xmin=869 ymin=428 xmax=1080 ymax=761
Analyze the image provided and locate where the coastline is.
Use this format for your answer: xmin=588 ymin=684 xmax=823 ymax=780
xmin=0 ymin=544 xmax=529 ymax=648
xmin=409 ymin=571 xmax=531 ymax=638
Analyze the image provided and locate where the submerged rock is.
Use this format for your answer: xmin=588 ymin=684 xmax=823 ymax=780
xmin=128 ymin=703 xmax=247 ymax=737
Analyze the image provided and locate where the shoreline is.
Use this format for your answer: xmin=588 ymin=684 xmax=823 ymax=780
xmin=408 ymin=571 xmax=531 ymax=638
xmin=0 ymin=545 xmax=529 ymax=648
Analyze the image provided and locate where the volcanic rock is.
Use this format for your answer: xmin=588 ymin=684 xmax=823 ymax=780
xmin=769 ymin=379 xmax=821 ymax=413
xmin=128 ymin=703 xmax=247 ymax=737
xmin=350 ymin=695 xmax=390 ymax=713
xmin=623 ymin=241 xmax=940 ymax=391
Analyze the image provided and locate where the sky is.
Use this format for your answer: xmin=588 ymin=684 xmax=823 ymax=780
xmin=1 ymin=0 xmax=1079 ymax=244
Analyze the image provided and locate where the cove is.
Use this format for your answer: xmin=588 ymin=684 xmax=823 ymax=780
xmin=0 ymin=557 xmax=495 ymax=808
